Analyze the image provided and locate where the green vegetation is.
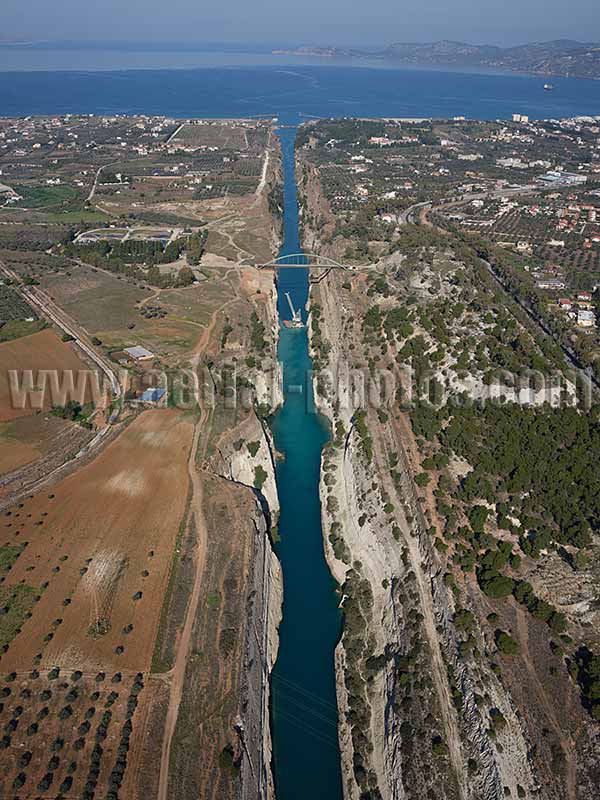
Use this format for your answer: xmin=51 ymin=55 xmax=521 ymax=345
xmin=309 ymin=303 xmax=332 ymax=373
xmin=495 ymin=630 xmax=519 ymax=656
xmin=218 ymin=744 xmax=240 ymax=773
xmin=249 ymin=311 xmax=267 ymax=355
xmin=575 ymin=648 xmax=600 ymax=720
xmin=51 ymin=401 xmax=94 ymax=428
xmin=14 ymin=184 xmax=79 ymax=209
xmin=0 ymin=545 xmax=25 ymax=573
xmin=253 ymin=465 xmax=268 ymax=491
xmin=0 ymin=285 xmax=46 ymax=341
xmin=422 ymin=402 xmax=600 ymax=550
xmin=0 ymin=318 xmax=47 ymax=342
xmin=353 ymin=410 xmax=373 ymax=462
xmin=341 ymin=569 xmax=383 ymax=799
xmin=247 ymin=441 xmax=260 ymax=457
xmin=0 ymin=584 xmax=38 ymax=649
xmin=63 ymin=231 xmax=207 ymax=288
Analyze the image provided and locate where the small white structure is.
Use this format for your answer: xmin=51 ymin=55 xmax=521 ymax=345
xmin=577 ymin=310 xmax=596 ymax=328
xmin=124 ymin=346 xmax=155 ymax=362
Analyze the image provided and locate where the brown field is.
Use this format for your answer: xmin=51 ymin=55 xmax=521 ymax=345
xmin=0 ymin=409 xmax=193 ymax=674
xmin=0 ymin=414 xmax=75 ymax=476
xmin=0 ymin=329 xmax=92 ymax=422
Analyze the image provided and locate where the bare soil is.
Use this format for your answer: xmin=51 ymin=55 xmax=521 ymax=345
xmin=0 ymin=328 xmax=92 ymax=421
xmin=0 ymin=408 xmax=193 ymax=674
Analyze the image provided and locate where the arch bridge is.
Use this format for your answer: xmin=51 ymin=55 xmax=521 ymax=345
xmin=258 ymin=253 xmax=351 ymax=271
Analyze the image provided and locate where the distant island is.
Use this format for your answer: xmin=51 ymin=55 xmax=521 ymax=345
xmin=273 ymin=39 xmax=600 ymax=79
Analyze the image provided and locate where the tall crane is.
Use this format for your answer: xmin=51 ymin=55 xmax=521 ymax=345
xmin=284 ymin=292 xmax=304 ymax=329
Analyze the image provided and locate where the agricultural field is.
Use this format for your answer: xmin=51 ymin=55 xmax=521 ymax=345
xmin=13 ymin=183 xmax=81 ymax=210
xmin=0 ymin=329 xmax=92 ymax=422
xmin=0 ymin=324 xmax=98 ymax=481
xmin=0 ymin=409 xmax=194 ymax=797
xmin=0 ymin=414 xmax=77 ymax=477
xmin=0 ymin=667 xmax=150 ymax=800
xmin=0 ymin=409 xmax=193 ymax=673
xmin=0 ymin=284 xmax=46 ymax=344
xmin=168 ymin=122 xmax=251 ymax=150
xmin=40 ymin=267 xmax=151 ymax=339
xmin=37 ymin=262 xmax=241 ymax=359
xmin=168 ymin=474 xmax=258 ymax=800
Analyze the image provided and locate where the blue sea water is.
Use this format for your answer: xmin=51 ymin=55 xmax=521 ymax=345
xmin=0 ymin=62 xmax=598 ymax=120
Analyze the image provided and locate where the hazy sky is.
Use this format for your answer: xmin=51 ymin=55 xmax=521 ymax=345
xmin=3 ymin=0 xmax=600 ymax=47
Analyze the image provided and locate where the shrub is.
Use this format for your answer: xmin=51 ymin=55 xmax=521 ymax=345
xmin=479 ymin=570 xmax=514 ymax=598
xmin=37 ymin=773 xmax=54 ymax=791
xmin=496 ymin=631 xmax=519 ymax=656
xmin=12 ymin=773 xmax=26 ymax=789
xmin=431 ymin=736 xmax=448 ymax=756
xmin=218 ymin=744 xmax=239 ymax=773
xmin=253 ymin=465 xmax=268 ymax=491
xmin=247 ymin=441 xmax=260 ymax=457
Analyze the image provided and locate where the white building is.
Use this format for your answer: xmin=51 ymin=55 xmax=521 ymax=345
xmin=577 ymin=310 xmax=596 ymax=328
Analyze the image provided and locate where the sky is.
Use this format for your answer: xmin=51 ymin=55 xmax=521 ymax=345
xmin=2 ymin=0 xmax=600 ymax=47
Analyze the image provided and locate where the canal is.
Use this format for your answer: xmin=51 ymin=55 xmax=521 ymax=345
xmin=270 ymin=122 xmax=344 ymax=800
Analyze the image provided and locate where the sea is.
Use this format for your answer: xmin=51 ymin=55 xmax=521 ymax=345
xmin=0 ymin=44 xmax=599 ymax=121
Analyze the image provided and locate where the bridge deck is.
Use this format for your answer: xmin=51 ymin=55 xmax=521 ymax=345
xmin=259 ymin=253 xmax=350 ymax=270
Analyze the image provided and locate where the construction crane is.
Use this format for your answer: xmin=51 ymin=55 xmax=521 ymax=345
xmin=283 ymin=292 xmax=304 ymax=329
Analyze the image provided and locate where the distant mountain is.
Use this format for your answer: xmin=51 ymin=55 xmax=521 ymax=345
xmin=274 ymin=39 xmax=600 ymax=79
xmin=383 ymin=39 xmax=600 ymax=78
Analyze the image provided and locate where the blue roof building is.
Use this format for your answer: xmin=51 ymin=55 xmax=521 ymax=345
xmin=139 ymin=388 xmax=167 ymax=404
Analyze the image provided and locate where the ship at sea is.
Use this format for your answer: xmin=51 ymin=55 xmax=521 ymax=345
xmin=544 ymin=83 xmax=554 ymax=91
xmin=282 ymin=292 xmax=305 ymax=329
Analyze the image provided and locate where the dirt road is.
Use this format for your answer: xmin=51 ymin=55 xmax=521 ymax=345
xmin=156 ymin=295 xmax=241 ymax=800
xmin=515 ymin=609 xmax=577 ymax=800
xmin=252 ymin=129 xmax=272 ymax=208
xmin=375 ymin=418 xmax=467 ymax=799
xmin=156 ymin=410 xmax=209 ymax=800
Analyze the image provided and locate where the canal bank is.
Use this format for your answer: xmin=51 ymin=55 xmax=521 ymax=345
xmin=269 ymin=123 xmax=344 ymax=800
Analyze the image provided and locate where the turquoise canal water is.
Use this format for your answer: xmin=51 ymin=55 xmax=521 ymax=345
xmin=270 ymin=125 xmax=344 ymax=800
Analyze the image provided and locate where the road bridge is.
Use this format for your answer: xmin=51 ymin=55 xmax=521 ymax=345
xmin=257 ymin=253 xmax=351 ymax=270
